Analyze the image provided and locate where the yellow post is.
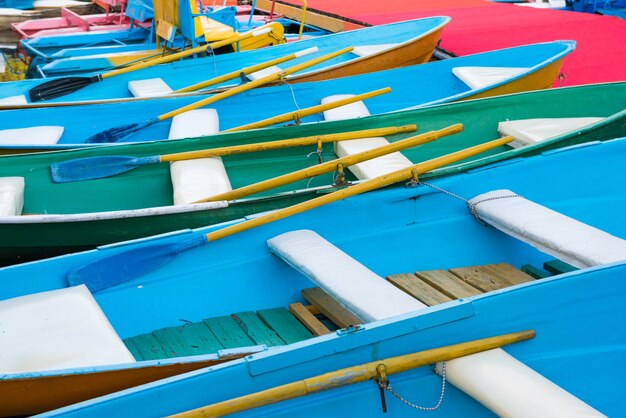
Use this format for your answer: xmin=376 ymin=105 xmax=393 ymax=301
xmin=194 ymin=124 xmax=463 ymax=204
xmin=159 ymin=125 xmax=417 ymax=162
xmin=171 ymin=330 xmax=535 ymax=417
xmin=224 ymin=87 xmax=392 ymax=132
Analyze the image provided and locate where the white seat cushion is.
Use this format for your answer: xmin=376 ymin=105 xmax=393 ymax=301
xmin=352 ymin=43 xmax=398 ymax=57
xmin=128 ymin=78 xmax=173 ymax=98
xmin=246 ymin=65 xmax=283 ymax=81
xmin=321 ymin=94 xmax=371 ymax=121
xmin=170 ymin=158 xmax=232 ymax=205
xmin=0 ymin=285 xmax=135 ymax=374
xmin=0 ymin=95 xmax=27 ymax=105
xmin=470 ymin=189 xmax=626 ymax=268
xmin=0 ymin=177 xmax=24 ymax=216
xmin=0 ymin=126 xmax=64 ymax=145
xmin=452 ymin=67 xmax=529 ymax=89
xmin=498 ymin=117 xmax=605 ymax=148
xmin=267 ymin=230 xmax=425 ymax=321
xmin=335 ymin=137 xmax=413 ymax=180
xmin=168 ymin=109 xmax=219 ymax=140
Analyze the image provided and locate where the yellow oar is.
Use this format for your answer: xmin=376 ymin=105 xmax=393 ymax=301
xmin=225 ymin=87 xmax=392 ymax=132
xmin=29 ymin=27 xmax=276 ymax=102
xmin=85 ymin=47 xmax=355 ymax=143
xmin=68 ymin=134 xmax=513 ymax=293
xmin=194 ymin=124 xmax=463 ymax=203
xmin=171 ymin=330 xmax=535 ymax=417
xmin=173 ymin=46 xmax=320 ymax=94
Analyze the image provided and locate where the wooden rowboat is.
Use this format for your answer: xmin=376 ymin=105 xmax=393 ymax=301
xmin=0 ymin=137 xmax=624 ymax=416
xmin=0 ymin=81 xmax=623 ymax=265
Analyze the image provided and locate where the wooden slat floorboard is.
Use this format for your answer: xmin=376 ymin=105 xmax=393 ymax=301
xmin=288 ymin=303 xmax=331 ymax=336
xmin=302 ymin=287 xmax=363 ymax=328
xmin=414 ymin=270 xmax=482 ymax=299
xmin=387 ymin=273 xmax=451 ymax=306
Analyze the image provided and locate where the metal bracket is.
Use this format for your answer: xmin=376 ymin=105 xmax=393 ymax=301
xmin=336 ymin=324 xmax=365 ymax=336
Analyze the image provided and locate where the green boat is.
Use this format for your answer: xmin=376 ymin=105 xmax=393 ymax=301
xmin=1 ymin=82 xmax=624 ymax=265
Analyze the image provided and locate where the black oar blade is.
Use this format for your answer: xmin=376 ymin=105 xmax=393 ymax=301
xmin=68 ymin=235 xmax=208 ymax=293
xmin=28 ymin=75 xmax=102 ymax=102
xmin=86 ymin=118 xmax=157 ymax=143
xmin=50 ymin=155 xmax=160 ymax=183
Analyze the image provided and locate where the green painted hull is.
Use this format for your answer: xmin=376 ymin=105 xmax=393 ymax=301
xmin=1 ymin=82 xmax=625 ymax=265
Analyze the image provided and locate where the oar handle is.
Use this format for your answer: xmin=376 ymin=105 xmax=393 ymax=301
xmin=159 ymin=125 xmax=417 ymax=162
xmin=173 ymin=47 xmax=320 ymax=94
xmin=170 ymin=330 xmax=535 ymax=417
xmin=156 ymin=46 xmax=354 ymax=123
xmin=196 ymin=124 xmax=462 ymax=204
xmin=204 ymin=135 xmax=513 ymax=242
xmin=225 ymin=87 xmax=392 ymax=132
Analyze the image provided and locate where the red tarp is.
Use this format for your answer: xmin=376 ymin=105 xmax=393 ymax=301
xmin=282 ymin=0 xmax=626 ymax=85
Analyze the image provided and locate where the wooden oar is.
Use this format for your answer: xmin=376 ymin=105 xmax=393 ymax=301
xmin=194 ymin=124 xmax=463 ymax=203
xmin=84 ymin=47 xmax=354 ymax=144
xmin=67 ymin=135 xmax=512 ymax=293
xmin=50 ymin=125 xmax=417 ymax=183
xmin=171 ymin=330 xmax=535 ymax=418
xmin=28 ymin=28 xmax=274 ymax=102
xmin=173 ymin=47 xmax=319 ymax=94
xmin=225 ymin=87 xmax=392 ymax=132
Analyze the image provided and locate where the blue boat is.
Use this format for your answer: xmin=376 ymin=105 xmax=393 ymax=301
xmin=0 ymin=136 xmax=624 ymax=416
xmin=1 ymin=17 xmax=450 ymax=103
xmin=0 ymin=41 xmax=574 ymax=152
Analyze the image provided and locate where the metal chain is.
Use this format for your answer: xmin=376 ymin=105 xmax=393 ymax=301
xmin=379 ymin=362 xmax=447 ymax=412
xmin=418 ymin=181 xmax=470 ymax=203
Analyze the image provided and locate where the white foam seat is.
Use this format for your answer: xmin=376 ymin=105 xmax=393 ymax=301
xmin=452 ymin=67 xmax=529 ymax=89
xmin=321 ymin=94 xmax=371 ymax=121
xmin=0 ymin=95 xmax=27 ymax=105
xmin=168 ymin=109 xmax=219 ymax=140
xmin=498 ymin=117 xmax=605 ymax=148
xmin=269 ymin=229 xmax=604 ymax=418
xmin=0 ymin=177 xmax=24 ymax=216
xmin=0 ymin=126 xmax=64 ymax=146
xmin=470 ymin=189 xmax=626 ymax=268
xmin=267 ymin=230 xmax=425 ymax=321
xmin=128 ymin=78 xmax=173 ymax=98
xmin=352 ymin=43 xmax=398 ymax=57
xmin=246 ymin=65 xmax=283 ymax=81
xmin=0 ymin=285 xmax=135 ymax=374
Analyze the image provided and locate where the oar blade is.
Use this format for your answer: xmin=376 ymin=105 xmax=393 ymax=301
xmin=28 ymin=75 xmax=101 ymax=102
xmin=86 ymin=119 xmax=155 ymax=143
xmin=50 ymin=155 xmax=159 ymax=183
xmin=68 ymin=235 xmax=207 ymax=293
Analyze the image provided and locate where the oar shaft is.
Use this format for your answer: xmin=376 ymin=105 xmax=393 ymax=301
xmin=197 ymin=124 xmax=462 ymax=204
xmin=173 ymin=47 xmax=319 ymax=94
xmin=205 ymin=135 xmax=512 ymax=241
xmin=224 ymin=87 xmax=392 ymax=132
xmin=157 ymin=47 xmax=354 ymax=122
xmin=171 ymin=330 xmax=535 ymax=417
xmin=159 ymin=125 xmax=417 ymax=162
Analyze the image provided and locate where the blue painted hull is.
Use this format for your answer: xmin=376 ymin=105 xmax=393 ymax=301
xmin=1 ymin=137 xmax=625 ymax=416
xmin=0 ymin=41 xmax=574 ymax=150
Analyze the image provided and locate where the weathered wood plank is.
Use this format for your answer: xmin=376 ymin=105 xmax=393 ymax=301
xmin=481 ymin=263 xmax=535 ymax=285
xmin=414 ymin=270 xmax=483 ymax=299
xmin=203 ymin=316 xmax=255 ymax=349
xmin=289 ymin=303 xmax=331 ymax=336
xmin=387 ymin=273 xmax=451 ymax=306
xmin=302 ymin=287 xmax=363 ymax=328
xmin=123 ymin=333 xmax=169 ymax=361
xmin=305 ymin=305 xmax=321 ymax=315
xmin=450 ymin=264 xmax=515 ymax=292
xmin=231 ymin=311 xmax=285 ymax=347
xmin=259 ymin=307 xmax=315 ymax=343
xmin=153 ymin=322 xmax=223 ymax=357
xmin=123 ymin=338 xmax=144 ymax=361
xmin=521 ymin=264 xmax=550 ymax=279
xmin=544 ymin=259 xmax=578 ymax=275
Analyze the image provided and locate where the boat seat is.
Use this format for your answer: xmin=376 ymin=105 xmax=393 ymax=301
xmin=246 ymin=65 xmax=283 ymax=81
xmin=0 ymin=177 xmax=24 ymax=216
xmin=0 ymin=285 xmax=135 ymax=374
xmin=0 ymin=95 xmax=28 ymax=105
xmin=321 ymin=94 xmax=413 ymax=180
xmin=0 ymin=126 xmax=64 ymax=145
xmin=498 ymin=117 xmax=605 ymax=148
xmin=128 ymin=78 xmax=173 ymax=98
xmin=352 ymin=43 xmax=398 ymax=57
xmin=470 ymin=189 xmax=626 ymax=268
xmin=168 ymin=109 xmax=232 ymax=205
xmin=268 ymin=229 xmax=603 ymax=418
xmin=452 ymin=66 xmax=529 ymax=89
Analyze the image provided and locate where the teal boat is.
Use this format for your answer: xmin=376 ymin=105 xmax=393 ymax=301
xmin=0 ymin=82 xmax=623 ymax=265
xmin=0 ymin=137 xmax=624 ymax=416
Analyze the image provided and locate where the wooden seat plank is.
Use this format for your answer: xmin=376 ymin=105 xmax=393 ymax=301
xmin=413 ymin=270 xmax=482 ymax=299
xmin=288 ymin=303 xmax=331 ymax=336
xmin=259 ymin=307 xmax=315 ymax=343
xmin=450 ymin=263 xmax=533 ymax=292
xmin=123 ymin=333 xmax=169 ymax=361
xmin=152 ymin=322 xmax=223 ymax=357
xmin=387 ymin=273 xmax=451 ymax=306
xmin=231 ymin=311 xmax=285 ymax=347
xmin=302 ymin=287 xmax=363 ymax=329
xmin=203 ymin=316 xmax=255 ymax=349
xmin=544 ymin=259 xmax=577 ymax=275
